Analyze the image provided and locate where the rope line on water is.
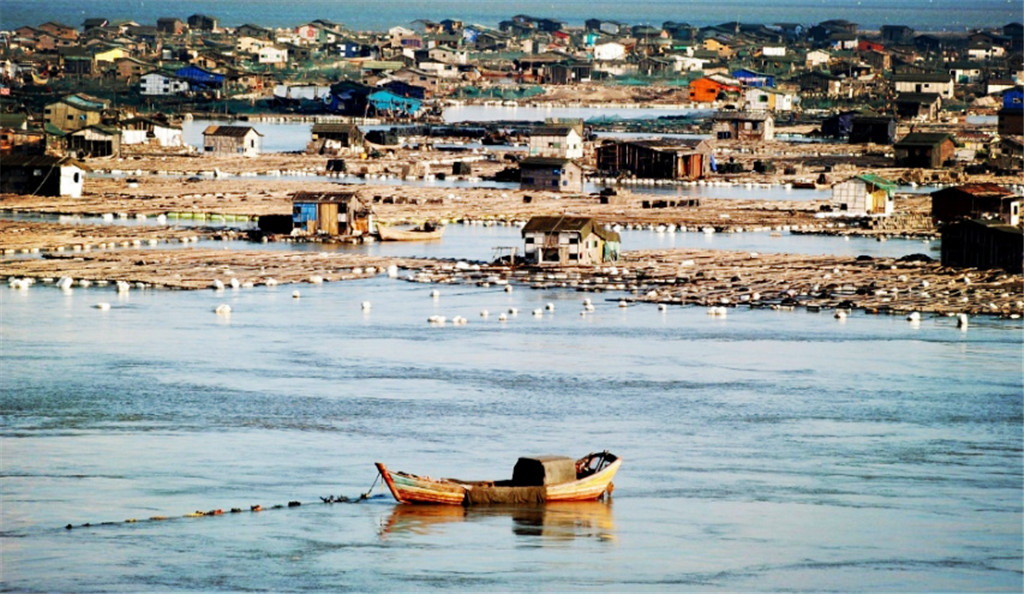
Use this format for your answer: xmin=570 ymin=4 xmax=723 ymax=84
xmin=64 ymin=475 xmax=384 ymax=531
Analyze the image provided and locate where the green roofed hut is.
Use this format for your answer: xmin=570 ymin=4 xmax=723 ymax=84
xmin=830 ymin=173 xmax=897 ymax=215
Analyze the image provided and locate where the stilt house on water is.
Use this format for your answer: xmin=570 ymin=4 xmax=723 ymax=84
xmin=596 ymin=139 xmax=712 ymax=180
xmin=521 ymin=216 xmax=620 ymax=266
xmin=291 ymin=191 xmax=374 ymax=237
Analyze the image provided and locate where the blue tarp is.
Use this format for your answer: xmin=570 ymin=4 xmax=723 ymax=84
xmin=175 ymin=65 xmax=225 ymax=89
xmin=367 ymin=90 xmax=421 ymax=116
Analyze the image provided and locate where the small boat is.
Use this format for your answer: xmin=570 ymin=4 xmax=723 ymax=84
xmin=376 ymin=222 xmax=445 ymax=241
xmin=375 ymin=451 xmax=621 ymax=505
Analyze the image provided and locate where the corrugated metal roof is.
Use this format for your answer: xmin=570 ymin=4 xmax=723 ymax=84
xmin=933 ymin=183 xmax=1015 ymax=198
xmin=894 ymin=132 xmax=953 ymax=146
xmin=521 ymin=215 xmax=620 ymax=243
xmin=855 ymin=173 xmax=896 ymax=190
xmin=202 ymin=125 xmax=262 ymax=137
xmin=2 ymin=154 xmax=88 ymax=170
xmin=290 ymin=191 xmax=361 ymax=204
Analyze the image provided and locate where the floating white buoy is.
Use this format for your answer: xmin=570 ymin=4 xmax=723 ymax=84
xmin=545 ymin=302 xmax=554 ymax=311
xmin=906 ymin=311 xmax=921 ymax=322
xmin=215 ymin=304 xmax=231 ymax=315
xmin=56 ymin=276 xmax=74 ymax=290
xmin=292 ymin=290 xmax=301 ymax=299
xmin=387 ymin=264 xmax=399 ymax=278
xmin=230 ymin=277 xmax=240 ymax=289
xmin=658 ymin=303 xmax=668 ymax=311
xmin=117 ymin=280 xmax=131 ymax=293
xmin=265 ymin=278 xmax=278 ymax=287
xmin=212 ymin=279 xmax=225 ymax=290
xmin=309 ymin=275 xmax=323 ymax=284
xmin=498 ymin=313 xmax=508 ymax=321
xmin=480 ymin=309 xmax=489 ymax=318
xmin=707 ymin=306 xmax=727 ymax=317
xmin=582 ymin=298 xmax=592 ymax=307
xmin=504 ymin=285 xmax=513 ymax=293
xmin=428 ymin=315 xmax=446 ymax=325
xmin=508 ymin=307 xmax=518 ymax=316
xmin=452 ymin=315 xmax=467 ymax=326
xmin=430 ymin=289 xmax=440 ymax=298
xmin=94 ymin=302 xmax=111 ymax=311
xmin=532 ymin=308 xmax=543 ymax=317
xmin=834 ymin=310 xmax=847 ymax=320
xmin=361 ymin=301 xmax=372 ymax=311
xmin=956 ymin=313 xmax=969 ymax=330
xmin=618 ymin=300 xmax=628 ymax=308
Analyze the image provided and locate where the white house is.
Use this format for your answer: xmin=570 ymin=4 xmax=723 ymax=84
xmin=743 ymin=87 xmax=798 ymax=112
xmin=967 ymin=44 xmax=1005 ymax=61
xmin=762 ymin=46 xmax=786 ymax=57
xmin=416 ymin=61 xmax=460 ymax=78
xmin=593 ymin=41 xmax=627 ymax=61
xmin=893 ymin=73 xmax=954 ymax=99
xmin=528 ymin=125 xmax=584 ymax=159
xmin=805 ymin=49 xmax=831 ymax=69
xmin=121 ymin=117 xmax=184 ymax=147
xmin=236 ymin=36 xmax=268 ymax=54
xmin=139 ymin=71 xmax=189 ymax=96
xmin=673 ymin=54 xmax=710 ymax=72
xmin=258 ymin=46 xmax=289 ymax=67
xmin=428 ymin=46 xmax=467 ymax=65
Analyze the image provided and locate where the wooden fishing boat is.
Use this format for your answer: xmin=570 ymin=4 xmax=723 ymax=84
xmin=375 ymin=451 xmax=621 ymax=505
xmin=376 ymin=222 xmax=444 ymax=241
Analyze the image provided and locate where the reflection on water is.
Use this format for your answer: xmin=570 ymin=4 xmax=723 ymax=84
xmin=380 ymin=501 xmax=615 ymax=542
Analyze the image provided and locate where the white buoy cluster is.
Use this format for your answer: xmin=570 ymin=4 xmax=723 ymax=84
xmin=1 ymin=234 xmax=200 ymax=257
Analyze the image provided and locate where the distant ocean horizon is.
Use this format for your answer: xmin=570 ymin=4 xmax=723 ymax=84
xmin=2 ymin=0 xmax=1021 ymax=33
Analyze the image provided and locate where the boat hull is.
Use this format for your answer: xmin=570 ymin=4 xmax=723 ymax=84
xmin=376 ymin=225 xmax=444 ymax=241
xmin=375 ymin=454 xmax=621 ymax=506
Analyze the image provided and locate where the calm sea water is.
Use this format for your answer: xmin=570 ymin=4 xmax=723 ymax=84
xmin=2 ymin=0 xmax=1019 ymax=31
xmin=2 ymin=245 xmax=1022 ymax=591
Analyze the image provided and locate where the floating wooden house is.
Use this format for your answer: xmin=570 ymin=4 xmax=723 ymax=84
xmin=0 ymin=154 xmax=87 ymax=197
xmin=931 ymin=184 xmax=1021 ymax=226
xmin=202 ymin=125 xmax=262 ymax=157
xmin=830 ymin=174 xmax=896 ymax=215
xmin=291 ymin=191 xmax=374 ymax=237
xmin=893 ymin=133 xmax=955 ymax=168
xmin=519 ymin=157 xmax=584 ymax=193
xmin=596 ymin=139 xmax=712 ymax=180
xmin=941 ymin=219 xmax=1022 ymax=273
xmin=521 ymin=216 xmax=620 ymax=266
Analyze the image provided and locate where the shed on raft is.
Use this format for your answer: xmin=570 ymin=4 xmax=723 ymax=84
xmin=291 ymin=191 xmax=374 ymax=237
xmin=521 ymin=215 xmax=620 ymax=266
